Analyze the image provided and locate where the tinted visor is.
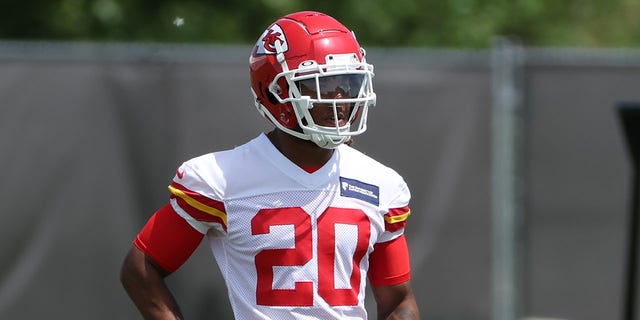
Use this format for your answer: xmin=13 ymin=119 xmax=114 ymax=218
xmin=296 ymin=74 xmax=365 ymax=100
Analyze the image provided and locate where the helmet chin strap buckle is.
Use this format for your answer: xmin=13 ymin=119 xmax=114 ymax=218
xmin=310 ymin=133 xmax=333 ymax=149
xmin=310 ymin=133 xmax=324 ymax=144
xmin=309 ymin=132 xmax=349 ymax=149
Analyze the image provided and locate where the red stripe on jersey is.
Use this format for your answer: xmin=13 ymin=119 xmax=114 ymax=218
xmin=168 ymin=182 xmax=227 ymax=230
xmin=368 ymin=234 xmax=411 ymax=286
xmin=384 ymin=206 xmax=411 ymax=232
xmin=134 ymin=204 xmax=204 ymax=273
xmin=169 ymin=182 xmax=226 ymax=212
xmin=173 ymin=196 xmax=227 ymax=231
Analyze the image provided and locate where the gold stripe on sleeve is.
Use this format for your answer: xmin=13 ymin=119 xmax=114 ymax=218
xmin=168 ymin=185 xmax=227 ymax=225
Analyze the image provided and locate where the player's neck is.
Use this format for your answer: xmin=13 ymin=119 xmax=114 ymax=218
xmin=266 ymin=129 xmax=334 ymax=169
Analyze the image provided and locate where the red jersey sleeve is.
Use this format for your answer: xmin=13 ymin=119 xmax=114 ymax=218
xmin=133 ymin=204 xmax=205 ymax=273
xmin=368 ymin=234 xmax=412 ymax=286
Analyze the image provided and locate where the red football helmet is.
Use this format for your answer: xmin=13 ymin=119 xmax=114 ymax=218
xmin=249 ymin=11 xmax=376 ymax=149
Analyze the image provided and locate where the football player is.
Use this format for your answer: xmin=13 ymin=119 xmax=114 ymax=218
xmin=120 ymin=11 xmax=420 ymax=320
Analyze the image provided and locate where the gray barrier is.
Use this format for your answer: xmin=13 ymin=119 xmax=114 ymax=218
xmin=0 ymin=41 xmax=639 ymax=320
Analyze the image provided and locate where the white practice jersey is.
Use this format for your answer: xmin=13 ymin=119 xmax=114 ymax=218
xmin=168 ymin=133 xmax=411 ymax=320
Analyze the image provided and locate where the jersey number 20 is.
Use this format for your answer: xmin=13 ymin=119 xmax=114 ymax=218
xmin=252 ymin=207 xmax=371 ymax=307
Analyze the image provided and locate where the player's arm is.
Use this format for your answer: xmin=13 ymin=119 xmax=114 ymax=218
xmin=369 ymin=234 xmax=420 ymax=320
xmin=372 ymin=281 xmax=419 ymax=320
xmin=120 ymin=203 xmax=205 ymax=319
xmin=121 ymin=245 xmax=184 ymax=319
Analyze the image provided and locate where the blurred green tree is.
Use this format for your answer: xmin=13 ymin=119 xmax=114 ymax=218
xmin=1 ymin=0 xmax=639 ymax=47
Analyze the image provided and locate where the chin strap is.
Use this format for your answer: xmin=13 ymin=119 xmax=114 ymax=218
xmin=310 ymin=133 xmax=349 ymax=149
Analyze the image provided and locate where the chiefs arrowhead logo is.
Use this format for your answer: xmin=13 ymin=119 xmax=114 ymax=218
xmin=255 ymin=24 xmax=288 ymax=55
xmin=176 ymin=169 xmax=184 ymax=179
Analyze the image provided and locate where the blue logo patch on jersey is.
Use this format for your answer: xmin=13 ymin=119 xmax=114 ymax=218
xmin=339 ymin=177 xmax=379 ymax=206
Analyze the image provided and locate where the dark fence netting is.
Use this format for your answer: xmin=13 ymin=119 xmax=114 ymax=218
xmin=0 ymin=41 xmax=639 ymax=320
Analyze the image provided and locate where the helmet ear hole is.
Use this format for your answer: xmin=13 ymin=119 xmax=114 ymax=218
xmin=266 ymin=89 xmax=279 ymax=105
xmin=266 ymin=81 xmax=289 ymax=106
xmin=258 ymin=81 xmax=279 ymax=106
